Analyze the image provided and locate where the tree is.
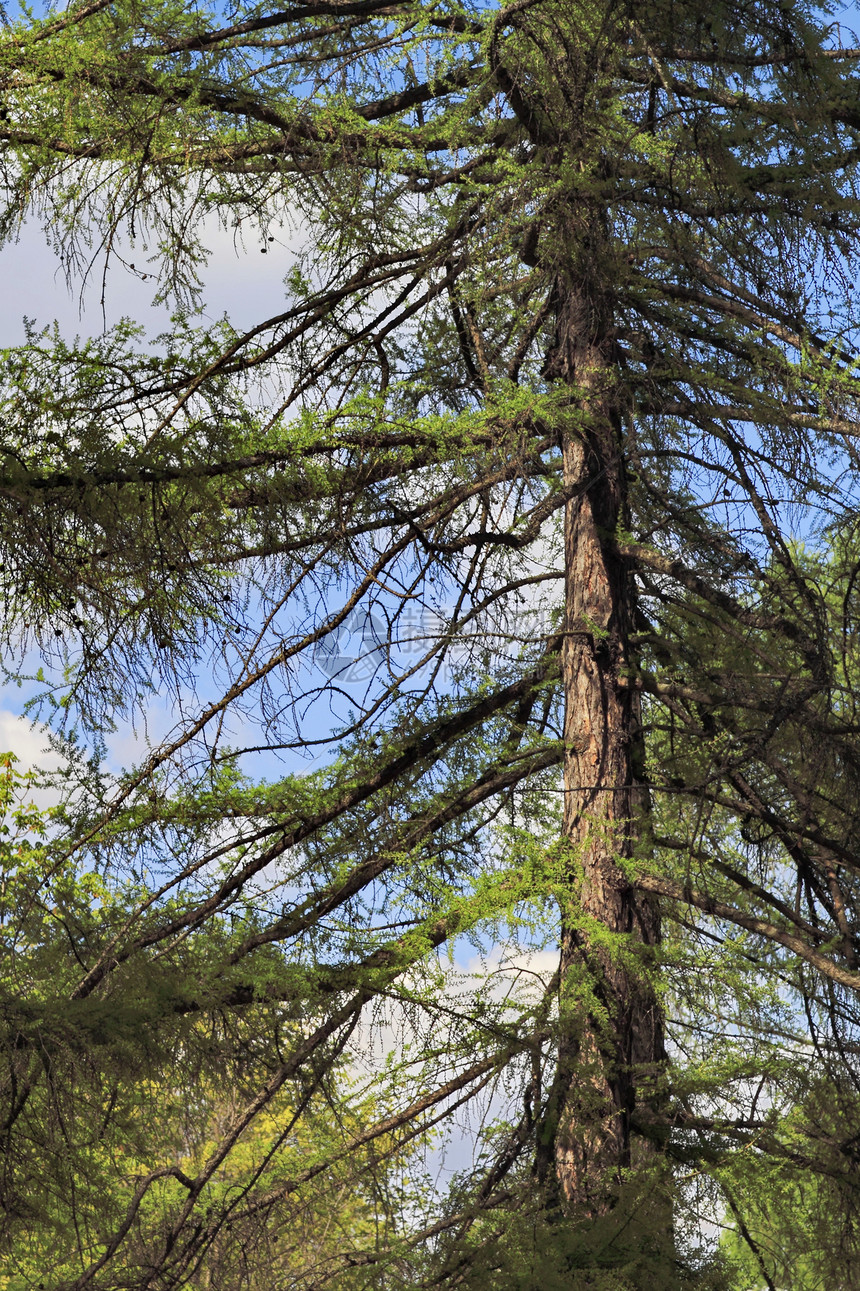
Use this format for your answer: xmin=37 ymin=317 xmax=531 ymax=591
xmin=2 ymin=0 xmax=860 ymax=1284
xmin=718 ymin=1074 xmax=860 ymax=1291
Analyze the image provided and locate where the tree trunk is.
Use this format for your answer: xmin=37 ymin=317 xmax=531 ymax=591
xmin=541 ymin=275 xmax=665 ymax=1218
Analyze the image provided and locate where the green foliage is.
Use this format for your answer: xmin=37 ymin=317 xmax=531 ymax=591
xmin=718 ymin=1078 xmax=860 ymax=1290
xmin=2 ymin=0 xmax=860 ymax=1285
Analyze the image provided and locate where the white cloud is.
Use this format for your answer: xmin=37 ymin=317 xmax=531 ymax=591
xmin=0 ymin=708 xmax=65 ymax=811
xmin=0 ymin=213 xmax=301 ymax=346
xmin=0 ymin=708 xmax=59 ymax=770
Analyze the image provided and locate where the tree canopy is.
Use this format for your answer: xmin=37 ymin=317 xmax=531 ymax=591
xmin=3 ymin=0 xmax=860 ymax=1286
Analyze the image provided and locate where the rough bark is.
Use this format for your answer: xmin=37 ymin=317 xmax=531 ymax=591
xmin=539 ymin=272 xmax=665 ymax=1218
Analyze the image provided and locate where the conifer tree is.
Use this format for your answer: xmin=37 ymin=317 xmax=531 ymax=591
xmin=2 ymin=0 xmax=860 ymax=1285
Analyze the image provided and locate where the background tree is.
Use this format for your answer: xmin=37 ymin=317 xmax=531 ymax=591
xmin=2 ymin=0 xmax=860 ymax=1285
